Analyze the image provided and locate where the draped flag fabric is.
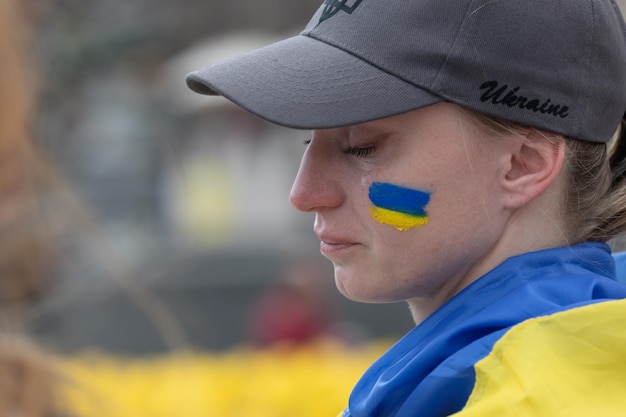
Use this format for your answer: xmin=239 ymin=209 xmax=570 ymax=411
xmin=453 ymin=298 xmax=626 ymax=416
xmin=613 ymin=251 xmax=626 ymax=283
xmin=339 ymin=242 xmax=626 ymax=417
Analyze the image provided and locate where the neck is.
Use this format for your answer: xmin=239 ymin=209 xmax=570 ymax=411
xmin=407 ymin=189 xmax=569 ymax=325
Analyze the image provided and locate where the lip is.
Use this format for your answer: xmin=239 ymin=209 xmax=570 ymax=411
xmin=318 ymin=235 xmax=359 ymax=256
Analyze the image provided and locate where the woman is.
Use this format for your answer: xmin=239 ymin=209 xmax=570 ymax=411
xmin=186 ymin=0 xmax=626 ymax=415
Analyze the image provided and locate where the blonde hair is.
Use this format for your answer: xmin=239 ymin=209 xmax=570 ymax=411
xmin=460 ymin=107 xmax=626 ymax=244
xmin=575 ymin=120 xmax=626 ymax=243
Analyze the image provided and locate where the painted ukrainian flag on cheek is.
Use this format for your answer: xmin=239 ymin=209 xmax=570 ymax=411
xmin=368 ymin=182 xmax=431 ymax=231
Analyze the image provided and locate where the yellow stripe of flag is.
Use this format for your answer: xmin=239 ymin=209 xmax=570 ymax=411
xmin=453 ymin=299 xmax=626 ymax=417
xmin=369 ymin=206 xmax=429 ymax=231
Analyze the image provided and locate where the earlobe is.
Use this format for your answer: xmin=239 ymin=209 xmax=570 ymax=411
xmin=501 ymin=131 xmax=566 ymax=209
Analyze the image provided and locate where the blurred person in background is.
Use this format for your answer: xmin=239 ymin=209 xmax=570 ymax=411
xmin=0 ymin=334 xmax=63 ymax=417
xmin=0 ymin=1 xmax=67 ymax=415
xmin=247 ymin=257 xmax=339 ymax=347
xmin=186 ymin=0 xmax=626 ymax=416
xmin=0 ymin=0 xmax=59 ymax=316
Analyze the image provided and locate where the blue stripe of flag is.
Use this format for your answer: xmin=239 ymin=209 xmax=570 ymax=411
xmin=368 ymin=182 xmax=431 ymax=216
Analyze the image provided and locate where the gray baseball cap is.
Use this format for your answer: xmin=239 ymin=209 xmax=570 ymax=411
xmin=186 ymin=0 xmax=626 ymax=143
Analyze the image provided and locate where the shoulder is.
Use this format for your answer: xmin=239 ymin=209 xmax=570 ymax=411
xmin=453 ymin=299 xmax=626 ymax=416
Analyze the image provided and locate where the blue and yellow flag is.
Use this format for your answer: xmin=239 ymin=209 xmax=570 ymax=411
xmin=454 ymin=298 xmax=626 ymax=416
xmin=368 ymin=182 xmax=430 ymax=231
xmin=340 ymin=242 xmax=626 ymax=417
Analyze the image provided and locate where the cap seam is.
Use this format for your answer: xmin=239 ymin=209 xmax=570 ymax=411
xmin=304 ymin=32 xmax=444 ymax=101
xmin=578 ymin=0 xmax=595 ymax=140
xmin=430 ymin=0 xmax=479 ymax=100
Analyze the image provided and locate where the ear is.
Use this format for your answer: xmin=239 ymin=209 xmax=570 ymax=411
xmin=501 ymin=131 xmax=566 ymax=209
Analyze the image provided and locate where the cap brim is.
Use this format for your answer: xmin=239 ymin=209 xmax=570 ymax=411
xmin=186 ymin=35 xmax=441 ymax=129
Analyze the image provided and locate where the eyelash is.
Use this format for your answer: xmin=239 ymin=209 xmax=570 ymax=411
xmin=344 ymin=146 xmax=375 ymax=157
xmin=303 ymin=140 xmax=376 ymax=158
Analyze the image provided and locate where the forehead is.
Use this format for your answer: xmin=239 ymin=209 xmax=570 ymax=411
xmin=314 ymin=103 xmax=467 ymax=139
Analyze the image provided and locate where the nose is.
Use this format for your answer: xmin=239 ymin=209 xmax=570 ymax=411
xmin=289 ymin=136 xmax=344 ymax=213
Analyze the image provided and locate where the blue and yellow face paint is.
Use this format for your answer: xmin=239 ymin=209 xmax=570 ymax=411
xmin=368 ymin=182 xmax=431 ymax=231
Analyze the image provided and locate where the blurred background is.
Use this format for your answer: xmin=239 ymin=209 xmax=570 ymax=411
xmin=3 ymin=1 xmax=626 ymax=416
xmin=21 ymin=0 xmax=416 ymax=356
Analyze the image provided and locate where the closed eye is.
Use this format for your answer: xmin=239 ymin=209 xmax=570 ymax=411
xmin=344 ymin=146 xmax=375 ymax=157
xmin=303 ymin=139 xmax=376 ymax=158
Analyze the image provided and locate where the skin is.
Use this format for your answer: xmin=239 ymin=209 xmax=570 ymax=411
xmin=289 ymin=103 xmax=567 ymax=323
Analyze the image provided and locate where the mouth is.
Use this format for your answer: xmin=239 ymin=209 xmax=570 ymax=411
xmin=314 ymin=217 xmax=360 ymax=256
xmin=319 ymin=238 xmax=358 ymax=256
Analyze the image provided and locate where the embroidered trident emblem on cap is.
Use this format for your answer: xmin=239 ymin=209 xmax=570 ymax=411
xmin=319 ymin=0 xmax=363 ymax=23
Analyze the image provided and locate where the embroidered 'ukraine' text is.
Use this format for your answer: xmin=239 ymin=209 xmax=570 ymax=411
xmin=479 ymin=81 xmax=569 ymax=119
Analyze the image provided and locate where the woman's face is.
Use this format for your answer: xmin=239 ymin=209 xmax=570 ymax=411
xmin=289 ymin=103 xmax=515 ymax=316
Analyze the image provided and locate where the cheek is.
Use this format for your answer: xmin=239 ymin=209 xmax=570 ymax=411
xmin=367 ymin=181 xmax=432 ymax=231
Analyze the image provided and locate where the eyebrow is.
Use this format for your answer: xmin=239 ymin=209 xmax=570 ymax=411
xmin=348 ymin=122 xmax=389 ymax=139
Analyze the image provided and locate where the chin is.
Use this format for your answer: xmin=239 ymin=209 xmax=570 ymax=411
xmin=334 ymin=268 xmax=369 ymax=302
xmin=334 ymin=269 xmax=401 ymax=304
